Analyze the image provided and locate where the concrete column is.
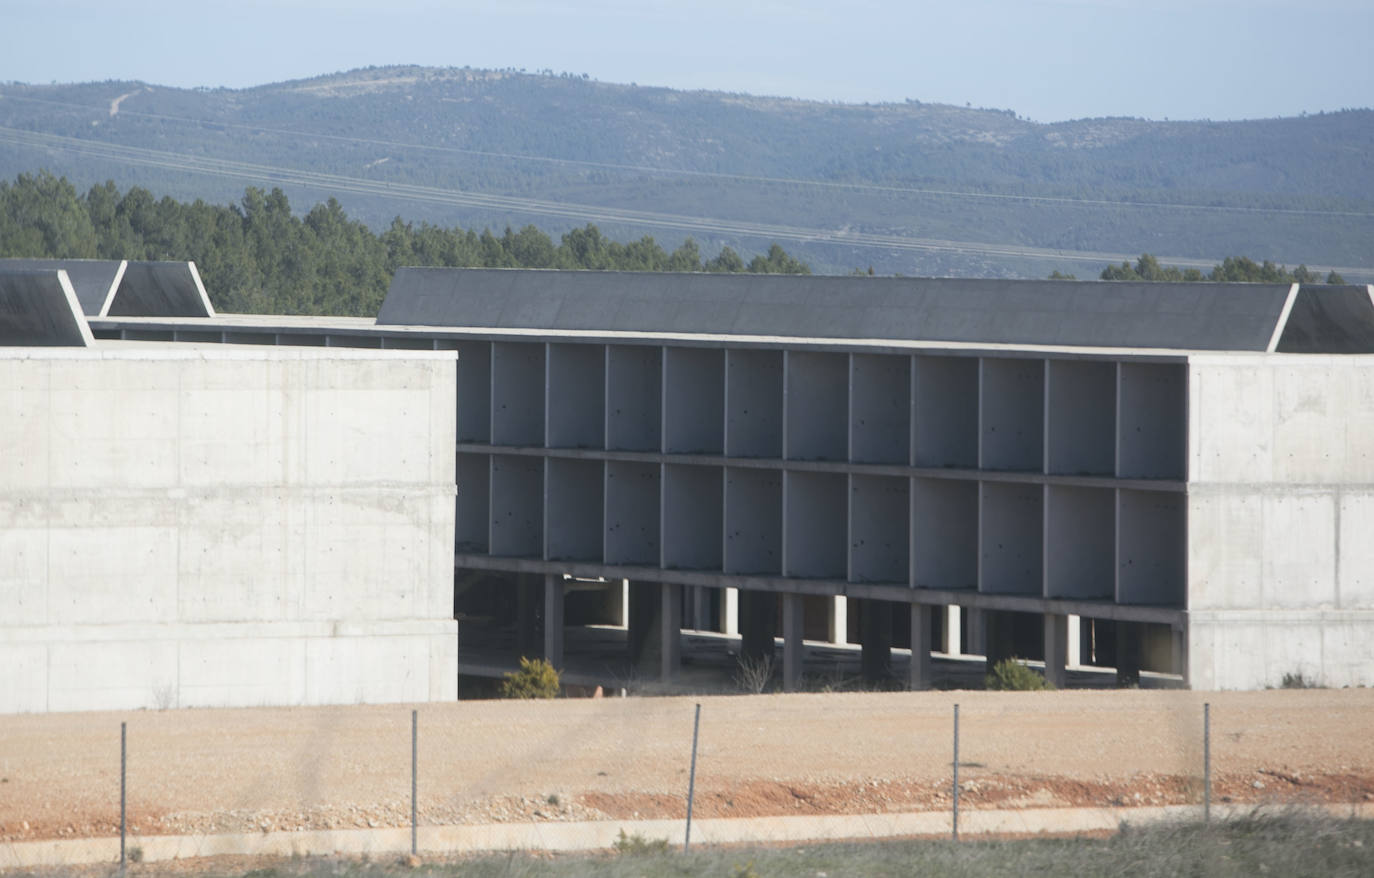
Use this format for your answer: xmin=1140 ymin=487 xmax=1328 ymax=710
xmin=943 ymin=605 xmax=962 ymax=655
xmin=1067 ymin=614 xmax=1081 ymax=666
xmin=691 ymin=586 xmax=710 ymax=631
xmin=543 ymin=574 xmax=565 ymax=668
xmin=516 ymin=574 xmax=541 ymax=659
xmin=722 ymin=587 xmax=739 ymax=636
xmin=738 ymin=590 xmax=776 ymax=663
xmin=1116 ymin=620 xmax=1142 ymax=686
xmin=965 ymin=607 xmax=987 ymax=657
xmin=860 ymin=599 xmax=892 ymax=681
xmin=1043 ymin=612 xmax=1068 ymax=689
xmin=909 ymin=604 xmax=932 ymax=690
xmin=782 ymin=592 xmax=805 ymax=691
xmin=627 ymin=580 xmax=658 ymax=670
xmin=659 ymin=582 xmax=682 ymax=682
xmin=605 ymin=579 xmax=629 ymax=628
xmin=1171 ymin=626 xmax=1187 ymax=681
xmin=627 ymin=580 xmax=682 ymax=681
xmin=827 ymin=596 xmax=848 ymax=645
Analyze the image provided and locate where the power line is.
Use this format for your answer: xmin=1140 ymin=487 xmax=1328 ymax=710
xmin=4 ymin=92 xmax=1373 ymax=220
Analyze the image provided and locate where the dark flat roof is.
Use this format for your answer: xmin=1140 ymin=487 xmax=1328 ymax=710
xmin=377 ymin=269 xmax=1314 ymax=352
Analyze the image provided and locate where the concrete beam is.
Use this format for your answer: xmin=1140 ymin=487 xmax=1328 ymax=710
xmin=450 ymin=554 xmax=1188 ymax=625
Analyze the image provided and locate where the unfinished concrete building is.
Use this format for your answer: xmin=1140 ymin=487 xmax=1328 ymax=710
xmin=0 ymin=266 xmax=457 ymax=713
xmin=7 ymin=261 xmax=1374 ymax=703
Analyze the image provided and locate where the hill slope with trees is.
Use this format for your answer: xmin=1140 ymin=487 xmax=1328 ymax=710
xmin=0 ymin=66 xmax=1369 ymax=279
xmin=0 ymin=171 xmax=807 ymax=315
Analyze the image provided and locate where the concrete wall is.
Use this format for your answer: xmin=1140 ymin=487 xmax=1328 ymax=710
xmin=1186 ymin=355 xmax=1374 ymax=688
xmin=0 ymin=347 xmax=457 ymax=713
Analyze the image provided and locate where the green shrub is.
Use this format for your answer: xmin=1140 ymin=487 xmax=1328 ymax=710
xmin=612 ymin=829 xmax=669 ymax=855
xmin=985 ymin=657 xmax=1055 ymax=691
xmin=500 ymin=656 xmax=561 ymax=699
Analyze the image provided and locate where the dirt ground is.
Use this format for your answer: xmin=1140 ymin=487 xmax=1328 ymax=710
xmin=1 ymin=689 xmax=1372 ymax=844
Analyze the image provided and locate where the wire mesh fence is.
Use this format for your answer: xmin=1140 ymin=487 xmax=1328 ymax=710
xmin=2 ymin=689 xmax=1372 ymax=869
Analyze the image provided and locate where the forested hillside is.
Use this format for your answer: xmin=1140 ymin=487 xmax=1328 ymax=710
xmin=0 ymin=66 xmax=1369 ymax=279
xmin=0 ymin=172 xmax=808 ymax=315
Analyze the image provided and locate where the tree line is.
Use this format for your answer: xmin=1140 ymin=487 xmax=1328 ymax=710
xmin=0 ymin=171 xmax=809 ymax=316
xmin=1053 ymin=253 xmax=1346 ymax=284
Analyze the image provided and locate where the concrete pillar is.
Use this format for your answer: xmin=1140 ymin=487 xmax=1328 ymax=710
xmin=782 ymin=592 xmax=805 ymax=691
xmin=1067 ymin=614 xmax=1081 ymax=666
xmin=627 ymin=580 xmax=658 ymax=669
xmin=605 ymin=579 xmax=629 ymax=628
xmin=1171 ymin=626 xmax=1187 ymax=680
xmin=1043 ymin=612 xmax=1068 ymax=689
xmin=627 ymin=580 xmax=682 ymax=681
xmin=516 ymin=574 xmax=540 ymax=659
xmin=690 ymin=586 xmax=710 ymax=631
xmin=722 ymin=587 xmax=739 ymax=636
xmin=942 ymin=605 xmax=962 ymax=655
xmin=659 ymin=582 xmax=682 ymax=682
xmin=543 ymin=574 xmax=564 ymax=668
xmin=1115 ymin=620 xmax=1142 ymax=686
xmin=828 ymin=596 xmax=848 ymax=645
xmin=909 ymin=604 xmax=932 ymax=690
xmin=860 ymin=599 xmax=892 ymax=681
xmin=738 ymin=590 xmax=776 ymax=663
xmin=965 ymin=607 xmax=987 ymax=657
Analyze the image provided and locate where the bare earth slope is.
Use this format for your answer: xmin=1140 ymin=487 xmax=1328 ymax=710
xmin=1 ymin=691 xmax=1371 ymax=843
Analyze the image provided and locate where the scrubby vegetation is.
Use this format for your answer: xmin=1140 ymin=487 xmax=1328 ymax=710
xmin=499 ymin=657 xmax=561 ymax=699
xmin=985 ymin=657 xmax=1056 ymax=691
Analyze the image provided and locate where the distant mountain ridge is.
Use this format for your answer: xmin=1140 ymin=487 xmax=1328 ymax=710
xmin=1 ymin=64 xmax=1370 ymax=278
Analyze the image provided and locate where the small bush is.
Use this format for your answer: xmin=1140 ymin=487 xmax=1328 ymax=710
xmin=500 ymin=656 xmax=561 ymax=699
xmin=612 ymin=829 xmax=669 ymax=855
xmin=1280 ymin=671 xmax=1321 ymax=689
xmin=985 ymin=657 xmax=1055 ymax=691
xmin=733 ymin=653 xmax=775 ymax=694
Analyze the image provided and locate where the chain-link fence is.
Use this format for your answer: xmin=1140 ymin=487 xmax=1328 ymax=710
xmin=2 ymin=689 xmax=1371 ymax=869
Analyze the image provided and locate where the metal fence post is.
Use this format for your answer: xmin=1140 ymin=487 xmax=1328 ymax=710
xmin=1203 ymin=702 xmax=1211 ymax=825
xmin=120 ymin=721 xmax=127 ymax=873
xmin=952 ymin=703 xmax=959 ymax=842
xmin=411 ymin=709 xmax=418 ymax=856
xmin=684 ymin=703 xmax=701 ymax=852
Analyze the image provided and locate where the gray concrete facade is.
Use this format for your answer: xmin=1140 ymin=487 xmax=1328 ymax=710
xmin=0 ymin=341 xmax=457 ymax=713
xmin=45 ymin=266 xmax=1374 ymax=692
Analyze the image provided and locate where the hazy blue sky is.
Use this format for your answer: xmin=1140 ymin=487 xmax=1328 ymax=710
xmin=6 ymin=0 xmax=1372 ymax=122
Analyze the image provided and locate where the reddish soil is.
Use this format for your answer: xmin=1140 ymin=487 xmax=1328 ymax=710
xmin=1 ymin=690 xmax=1371 ymax=844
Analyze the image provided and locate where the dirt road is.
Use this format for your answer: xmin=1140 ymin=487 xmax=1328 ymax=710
xmin=2 ymin=690 xmax=1371 ymax=844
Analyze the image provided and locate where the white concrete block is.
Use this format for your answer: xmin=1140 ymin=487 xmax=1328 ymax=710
xmin=1338 ymin=491 xmax=1374 ymax=609
xmin=0 ymin=360 xmax=51 ymax=490
xmin=1190 ymin=364 xmax=1273 ymax=483
xmin=304 ymin=635 xmax=428 ymax=705
xmin=178 ymin=636 xmax=308 ymax=708
xmin=46 ymin=638 xmax=179 ymax=712
xmin=0 ymin=644 xmax=48 ymax=713
xmin=1260 ymin=491 xmax=1336 ymax=609
xmin=1187 ymin=490 xmax=1263 ymax=611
